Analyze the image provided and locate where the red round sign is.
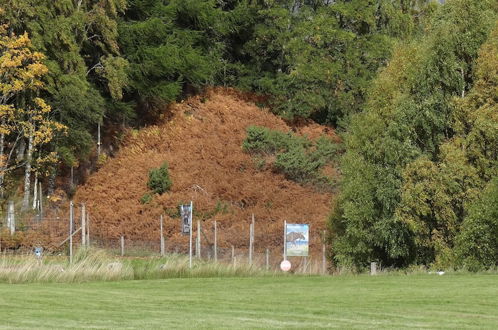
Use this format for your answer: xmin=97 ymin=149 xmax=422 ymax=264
xmin=280 ymin=260 xmax=291 ymax=272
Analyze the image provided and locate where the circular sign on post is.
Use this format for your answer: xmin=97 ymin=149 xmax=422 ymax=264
xmin=280 ymin=260 xmax=291 ymax=272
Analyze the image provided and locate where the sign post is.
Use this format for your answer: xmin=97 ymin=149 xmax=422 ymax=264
xmin=180 ymin=202 xmax=193 ymax=268
xmin=189 ymin=201 xmax=193 ymax=268
xmin=283 ymin=220 xmax=287 ymax=261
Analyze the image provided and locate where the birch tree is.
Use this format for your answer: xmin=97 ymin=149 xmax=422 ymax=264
xmin=0 ymin=15 xmax=65 ymax=204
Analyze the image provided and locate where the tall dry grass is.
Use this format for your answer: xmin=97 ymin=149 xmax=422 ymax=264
xmin=0 ymin=249 xmax=133 ymax=283
xmin=0 ymin=248 xmax=277 ymax=284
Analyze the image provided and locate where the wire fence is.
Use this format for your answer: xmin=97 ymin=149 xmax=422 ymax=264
xmin=0 ymin=202 xmax=329 ymax=274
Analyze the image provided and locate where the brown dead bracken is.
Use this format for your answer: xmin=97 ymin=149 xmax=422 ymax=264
xmin=73 ymin=88 xmax=338 ymax=254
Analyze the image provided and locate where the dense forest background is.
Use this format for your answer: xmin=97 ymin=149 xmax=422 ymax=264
xmin=0 ymin=0 xmax=497 ymax=270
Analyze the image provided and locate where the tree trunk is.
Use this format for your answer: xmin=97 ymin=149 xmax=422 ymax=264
xmin=32 ymin=171 xmax=38 ymax=210
xmin=16 ymin=138 xmax=25 ymax=163
xmin=47 ymin=166 xmax=56 ymax=196
xmin=22 ymin=134 xmax=33 ymax=211
xmin=0 ymin=131 xmax=5 ymax=199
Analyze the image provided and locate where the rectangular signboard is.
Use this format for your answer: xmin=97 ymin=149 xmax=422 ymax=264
xmin=180 ymin=204 xmax=192 ymax=234
xmin=286 ymin=223 xmax=309 ymax=257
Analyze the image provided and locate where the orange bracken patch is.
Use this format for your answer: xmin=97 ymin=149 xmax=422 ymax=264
xmin=74 ymin=89 xmax=337 ymax=253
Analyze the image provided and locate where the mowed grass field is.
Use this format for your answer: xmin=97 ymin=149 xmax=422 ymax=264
xmin=0 ymin=275 xmax=497 ymax=329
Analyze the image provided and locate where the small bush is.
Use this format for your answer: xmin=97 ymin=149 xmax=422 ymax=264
xmin=96 ymin=153 xmax=108 ymax=168
xmin=243 ymin=126 xmax=339 ymax=187
xmin=243 ymin=126 xmax=309 ymax=154
xmin=140 ymin=193 xmax=153 ymax=204
xmin=147 ymin=162 xmax=172 ymax=194
xmin=275 ymin=146 xmax=318 ymax=182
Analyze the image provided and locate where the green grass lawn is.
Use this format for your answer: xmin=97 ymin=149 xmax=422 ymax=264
xmin=0 ymin=275 xmax=496 ymax=329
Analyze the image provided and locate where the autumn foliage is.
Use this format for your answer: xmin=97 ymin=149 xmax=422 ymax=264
xmin=74 ymin=89 xmax=338 ymax=253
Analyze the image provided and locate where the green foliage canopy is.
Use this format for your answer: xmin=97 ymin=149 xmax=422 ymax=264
xmin=329 ymin=0 xmax=497 ymax=269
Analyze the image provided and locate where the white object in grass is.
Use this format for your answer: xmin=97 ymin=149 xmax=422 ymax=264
xmin=280 ymin=260 xmax=291 ymax=272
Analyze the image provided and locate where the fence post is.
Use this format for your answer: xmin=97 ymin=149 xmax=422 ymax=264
xmin=121 ymin=236 xmax=125 ymax=257
xmin=69 ymin=201 xmax=74 ymax=264
xmin=283 ymin=220 xmax=287 ymax=260
xmin=249 ymin=214 xmax=254 ymax=265
xmin=160 ymin=215 xmax=165 ymax=256
xmin=322 ymin=244 xmax=326 ymax=275
xmin=231 ymin=245 xmax=235 ymax=266
xmin=249 ymin=223 xmax=252 ymax=265
xmin=189 ymin=206 xmax=192 ymax=268
xmin=86 ymin=212 xmax=90 ymax=246
xmin=266 ymin=248 xmax=269 ymax=270
xmin=196 ymin=220 xmax=201 ymax=259
xmin=214 ymin=220 xmax=217 ymax=262
xmin=81 ymin=203 xmax=86 ymax=247
xmin=7 ymin=201 xmax=15 ymax=235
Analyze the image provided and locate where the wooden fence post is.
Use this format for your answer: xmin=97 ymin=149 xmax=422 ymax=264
xmin=322 ymin=244 xmax=326 ymax=275
xmin=81 ymin=203 xmax=86 ymax=247
xmin=231 ymin=245 xmax=235 ymax=266
xmin=121 ymin=236 xmax=125 ymax=257
xmin=266 ymin=248 xmax=269 ymax=270
xmin=160 ymin=215 xmax=165 ymax=256
xmin=249 ymin=223 xmax=252 ymax=265
xmin=214 ymin=220 xmax=217 ymax=262
xmin=249 ymin=214 xmax=254 ymax=265
xmin=196 ymin=220 xmax=201 ymax=259
xmin=69 ymin=201 xmax=74 ymax=264
xmin=283 ymin=220 xmax=287 ymax=260
xmin=86 ymin=212 xmax=90 ymax=246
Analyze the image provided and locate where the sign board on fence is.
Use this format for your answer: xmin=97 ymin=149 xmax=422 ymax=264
xmin=180 ymin=204 xmax=192 ymax=234
xmin=286 ymin=223 xmax=309 ymax=257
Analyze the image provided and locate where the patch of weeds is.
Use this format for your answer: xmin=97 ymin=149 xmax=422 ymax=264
xmin=140 ymin=193 xmax=153 ymax=205
xmin=254 ymin=157 xmax=266 ymax=170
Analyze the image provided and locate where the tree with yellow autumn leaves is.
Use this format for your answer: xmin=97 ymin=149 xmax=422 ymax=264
xmin=0 ymin=12 xmax=65 ymax=208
